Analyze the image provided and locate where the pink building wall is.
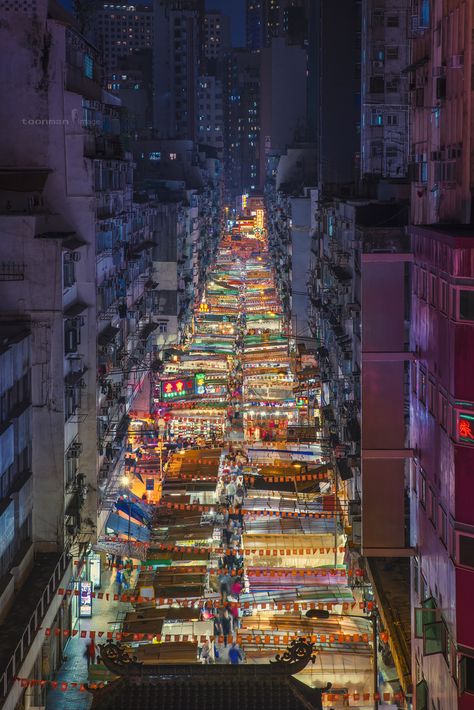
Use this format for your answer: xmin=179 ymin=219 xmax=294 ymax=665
xmin=410 ymin=226 xmax=474 ymax=709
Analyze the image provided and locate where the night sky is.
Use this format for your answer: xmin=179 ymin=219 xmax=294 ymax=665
xmin=205 ymin=0 xmax=245 ymax=47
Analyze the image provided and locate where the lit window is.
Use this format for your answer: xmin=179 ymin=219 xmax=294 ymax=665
xmin=83 ymin=54 xmax=94 ymax=79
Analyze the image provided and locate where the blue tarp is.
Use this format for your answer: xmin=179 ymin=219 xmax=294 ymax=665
xmin=106 ymin=512 xmax=151 ymax=542
xmin=115 ymin=500 xmax=151 ymax=525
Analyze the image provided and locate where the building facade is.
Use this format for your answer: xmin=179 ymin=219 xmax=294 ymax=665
xmin=198 ymin=75 xmax=224 ymax=158
xmin=409 ymin=0 xmax=473 ymax=225
xmin=360 ymin=0 xmax=410 ymax=178
xmin=409 ymin=225 xmax=474 ymax=709
xmin=93 ymin=2 xmax=153 ymax=75
xmin=153 ymin=0 xmax=203 ymax=140
xmin=203 ymin=10 xmax=231 ymax=61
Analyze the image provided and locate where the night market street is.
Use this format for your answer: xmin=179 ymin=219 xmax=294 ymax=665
xmin=42 ymin=202 xmax=400 ymax=710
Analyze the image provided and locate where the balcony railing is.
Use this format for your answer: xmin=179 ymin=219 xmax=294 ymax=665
xmin=0 ymin=551 xmax=71 ymax=701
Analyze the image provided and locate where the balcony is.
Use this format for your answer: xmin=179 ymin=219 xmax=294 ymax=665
xmin=0 ymin=551 xmax=71 ymax=703
xmin=65 ymin=63 xmax=101 ymax=102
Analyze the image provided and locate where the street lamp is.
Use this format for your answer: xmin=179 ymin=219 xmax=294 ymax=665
xmin=305 ymin=609 xmax=379 ymax=710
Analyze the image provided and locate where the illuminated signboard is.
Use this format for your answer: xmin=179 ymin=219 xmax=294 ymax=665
xmin=458 ymin=412 xmax=474 ymax=444
xmin=161 ymin=378 xmax=194 ymax=400
xmin=79 ymin=580 xmax=92 ymax=618
xmin=195 ymin=373 xmax=206 ymax=395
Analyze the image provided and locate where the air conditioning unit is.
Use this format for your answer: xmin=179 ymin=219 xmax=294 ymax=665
xmin=450 ymin=54 xmax=464 ymax=69
xmin=373 ymin=61 xmax=384 ymax=70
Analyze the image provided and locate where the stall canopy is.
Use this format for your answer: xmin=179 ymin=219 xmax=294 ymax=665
xmin=106 ymin=512 xmax=151 ymax=542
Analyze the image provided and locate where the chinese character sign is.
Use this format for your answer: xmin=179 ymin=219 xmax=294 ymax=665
xmin=458 ymin=413 xmax=474 ymax=444
xmin=161 ymin=378 xmax=195 ymax=400
xmin=195 ymin=373 xmax=206 ymax=395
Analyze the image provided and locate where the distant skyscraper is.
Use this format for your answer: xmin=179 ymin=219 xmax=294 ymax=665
xmin=224 ymin=49 xmax=261 ymax=196
xmin=307 ymin=0 xmax=361 ymax=187
xmin=153 ymin=0 xmax=203 ymax=140
xmin=360 ymin=0 xmax=409 ymax=178
xmin=246 ymin=0 xmax=308 ymax=50
xmin=246 ymin=0 xmax=264 ymax=50
xmin=93 ymin=3 xmax=153 ymax=74
xmin=198 ymin=75 xmax=224 ymax=157
xmin=203 ymin=11 xmax=231 ymax=61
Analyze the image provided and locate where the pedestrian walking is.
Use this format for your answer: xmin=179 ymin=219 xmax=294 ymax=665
xmin=200 ymin=640 xmax=211 ymax=664
xmin=218 ymin=570 xmax=231 ymax=602
xmin=220 ymin=609 xmax=232 ymax=647
xmin=228 ymin=642 xmax=243 ymax=664
xmin=230 ymin=577 xmax=243 ymax=601
xmin=84 ymin=639 xmax=96 ymax=668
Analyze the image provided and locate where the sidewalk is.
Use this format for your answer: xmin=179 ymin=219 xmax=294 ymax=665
xmin=46 ymin=570 xmax=131 ymax=710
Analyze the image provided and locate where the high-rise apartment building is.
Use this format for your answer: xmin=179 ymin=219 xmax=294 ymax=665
xmin=93 ymin=2 xmax=153 ymax=74
xmin=308 ymin=0 xmax=361 ymax=190
xmin=246 ymin=0 xmax=308 ymax=50
xmin=203 ymin=10 xmax=231 ymax=61
xmin=409 ymin=0 xmax=473 ymax=225
xmin=259 ymin=37 xmax=307 ymax=187
xmin=198 ymin=75 xmax=224 ymax=158
xmin=153 ymin=0 xmax=203 ymax=140
xmin=361 ymin=0 xmax=410 ymax=178
xmin=224 ymin=50 xmax=261 ymax=197
xmin=407 ymin=1 xmax=474 ymax=708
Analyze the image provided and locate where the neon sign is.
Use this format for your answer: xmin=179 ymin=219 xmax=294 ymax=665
xmin=161 ymin=378 xmax=194 ymax=400
xmin=195 ymin=373 xmax=206 ymax=395
xmin=458 ymin=413 xmax=474 ymax=444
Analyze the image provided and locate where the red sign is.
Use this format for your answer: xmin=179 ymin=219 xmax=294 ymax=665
xmin=161 ymin=378 xmax=194 ymax=400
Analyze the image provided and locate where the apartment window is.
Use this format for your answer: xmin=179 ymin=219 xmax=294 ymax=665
xmin=372 ymin=9 xmax=384 ymax=26
xmin=65 ymin=385 xmax=82 ymax=422
xmin=370 ymin=112 xmax=383 ymax=126
xmin=386 ymin=77 xmax=399 ymax=93
xmin=64 ymin=319 xmax=81 ymax=355
xmin=419 ymin=367 xmax=427 ymax=404
xmin=420 ymin=0 xmax=430 ymax=28
xmin=371 ymin=141 xmax=383 ymax=157
xmin=387 ymin=14 xmax=399 ymax=27
xmin=412 ymin=461 xmax=418 ymax=494
xmin=458 ymin=654 xmax=474 ymax=696
xmin=429 ymin=274 xmax=437 ymax=307
xmin=420 ymin=469 xmax=426 ymax=507
xmin=439 ymin=508 xmax=447 ymax=547
xmin=439 ymin=393 xmax=448 ymax=430
xmin=439 ymin=280 xmax=448 ymax=315
xmin=83 ymin=54 xmax=94 ymax=79
xmin=420 ymin=269 xmax=427 ymax=300
xmin=428 ymin=488 xmax=437 ymax=528
xmin=63 ymin=253 xmax=76 ymax=289
xmin=411 ymin=361 xmax=417 ymax=393
xmin=413 ymin=556 xmax=419 ymax=595
xmin=158 ymin=322 xmax=168 ymax=334
xmin=369 ymin=76 xmax=384 ymax=94
xmin=416 ymin=679 xmax=428 ymax=710
xmin=386 ymin=146 xmax=398 ymax=158
xmin=457 ymin=533 xmax=474 ymax=570
xmin=428 ymin=379 xmax=437 ymax=418
xmin=459 ymin=290 xmax=474 ymax=321
xmin=387 ymin=114 xmax=398 ymax=125
xmin=386 ymin=46 xmax=399 ymax=60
